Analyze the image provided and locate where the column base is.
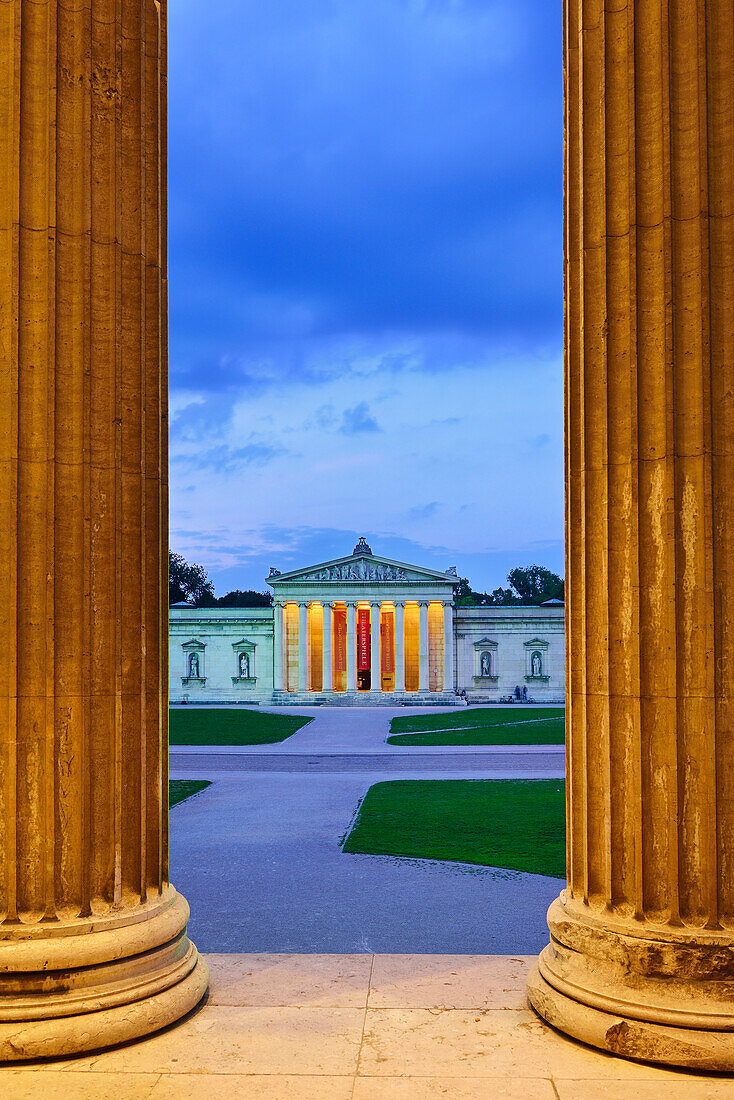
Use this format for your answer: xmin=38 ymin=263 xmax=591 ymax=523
xmin=0 ymin=887 xmax=208 ymax=1061
xmin=528 ymin=964 xmax=734 ymax=1071
xmin=528 ymin=893 xmax=734 ymax=1071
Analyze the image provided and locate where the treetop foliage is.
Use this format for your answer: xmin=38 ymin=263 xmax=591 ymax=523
xmin=455 ymin=564 xmax=564 ymax=607
xmin=169 ymin=552 xmax=272 ymax=608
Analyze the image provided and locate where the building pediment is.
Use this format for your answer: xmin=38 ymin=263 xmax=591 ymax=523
xmin=267 ymin=552 xmax=458 ymax=587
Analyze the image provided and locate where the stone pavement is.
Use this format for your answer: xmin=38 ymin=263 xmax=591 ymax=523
xmin=3 ymin=954 xmax=733 ymax=1097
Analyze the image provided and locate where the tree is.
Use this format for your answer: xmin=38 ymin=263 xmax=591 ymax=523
xmin=506 ymin=564 xmax=564 ymax=604
xmin=468 ymin=565 xmax=564 ymax=606
xmin=216 ymin=589 xmax=273 ymax=608
xmin=453 ymin=577 xmax=476 ymax=606
xmin=169 ymin=551 xmax=215 ymax=607
xmin=481 ymin=585 xmax=520 ymax=606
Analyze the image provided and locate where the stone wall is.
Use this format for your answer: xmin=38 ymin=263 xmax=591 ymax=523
xmin=454 ymin=606 xmax=565 ymax=703
xmin=169 ymin=603 xmax=565 ymax=704
xmin=169 ymin=609 xmax=275 ymax=703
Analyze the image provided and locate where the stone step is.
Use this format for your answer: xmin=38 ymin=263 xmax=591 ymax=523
xmin=270 ymin=691 xmax=462 ymax=707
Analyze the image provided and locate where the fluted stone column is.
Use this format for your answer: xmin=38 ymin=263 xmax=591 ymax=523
xmin=322 ymin=602 xmax=333 ymax=693
xmin=0 ymin=0 xmax=207 ymax=1061
xmin=298 ymin=602 xmax=308 ymax=692
xmin=370 ymin=601 xmax=381 ymax=693
xmin=273 ymin=601 xmax=284 ymax=690
xmin=394 ymin=602 xmax=405 ymax=693
xmin=443 ymin=601 xmax=454 ymax=693
xmin=528 ymin=0 xmax=734 ymax=1071
xmin=346 ymin=602 xmax=357 ymax=691
xmin=418 ymin=601 xmax=429 ymax=692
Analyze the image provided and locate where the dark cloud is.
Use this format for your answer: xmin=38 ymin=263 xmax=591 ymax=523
xmin=340 ymin=402 xmax=381 ymax=434
xmin=167 ymin=1 xmax=564 ymax=587
xmin=168 ymin=0 xmax=562 ymax=391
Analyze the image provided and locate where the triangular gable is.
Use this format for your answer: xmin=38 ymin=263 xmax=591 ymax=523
xmin=267 ymin=552 xmax=458 ymax=586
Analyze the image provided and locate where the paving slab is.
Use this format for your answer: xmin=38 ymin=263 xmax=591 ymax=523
xmin=3 ymin=956 xmax=733 ymax=1098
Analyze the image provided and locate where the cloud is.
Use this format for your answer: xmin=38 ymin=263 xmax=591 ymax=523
xmin=340 ymin=401 xmax=381 ymax=434
xmin=168 ymin=0 xmax=561 ymax=392
xmin=304 ymin=403 xmax=338 ymax=430
xmin=408 ymin=501 xmax=440 ymax=519
xmin=166 ymin=1 xmax=564 ymax=591
xmin=169 ymin=521 xmax=565 ymax=598
xmin=173 ymin=442 xmax=285 ymax=475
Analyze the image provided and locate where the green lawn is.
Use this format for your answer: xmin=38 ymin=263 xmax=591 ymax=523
xmin=343 ymin=779 xmax=566 ymax=878
xmin=169 ymin=708 xmax=313 ymax=746
xmin=387 ymin=706 xmax=565 ymax=746
xmin=169 ymin=779 xmax=211 ymax=807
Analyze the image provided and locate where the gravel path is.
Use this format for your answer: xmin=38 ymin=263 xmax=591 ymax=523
xmin=170 ymin=707 xmax=565 ymax=954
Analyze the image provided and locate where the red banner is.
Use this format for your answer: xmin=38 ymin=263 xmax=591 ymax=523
xmin=381 ymin=612 xmax=394 ymax=673
xmin=334 ymin=609 xmax=346 ymax=672
xmin=358 ymin=608 xmax=371 ymax=670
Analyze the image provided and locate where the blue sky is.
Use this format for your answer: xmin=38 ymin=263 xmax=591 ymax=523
xmin=168 ymin=0 xmax=563 ymax=595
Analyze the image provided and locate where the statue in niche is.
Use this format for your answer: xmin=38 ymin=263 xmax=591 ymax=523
xmin=531 ymin=651 xmax=542 ymax=677
xmin=188 ymin=652 xmax=200 ymax=678
xmin=481 ymin=652 xmax=491 ymax=678
xmin=239 ymin=652 xmax=249 ymax=678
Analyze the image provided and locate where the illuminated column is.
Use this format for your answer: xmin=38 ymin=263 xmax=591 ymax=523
xmin=298 ymin=602 xmax=309 ymax=692
xmin=346 ymin=602 xmax=357 ymax=691
xmin=0 ymin=0 xmax=208 ymax=1060
xmin=370 ymin=601 xmax=382 ymax=692
xmin=394 ymin=601 xmax=405 ymax=693
xmin=443 ymin=601 xmax=454 ymax=693
xmin=528 ymin=0 xmax=734 ymax=1071
xmin=322 ymin=602 xmax=333 ymax=693
xmin=418 ymin=601 xmax=429 ymax=691
xmin=273 ymin=601 xmax=284 ymax=690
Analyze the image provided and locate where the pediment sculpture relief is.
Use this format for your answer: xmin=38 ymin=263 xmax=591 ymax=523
xmin=301 ymin=561 xmax=409 ymax=582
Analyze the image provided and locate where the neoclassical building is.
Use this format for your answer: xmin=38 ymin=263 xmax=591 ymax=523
xmin=169 ymin=539 xmax=565 ymax=705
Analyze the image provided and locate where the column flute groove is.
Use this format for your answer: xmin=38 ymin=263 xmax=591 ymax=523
xmin=529 ymin=0 xmax=734 ymax=1070
xmin=0 ymin=0 xmax=207 ymax=1061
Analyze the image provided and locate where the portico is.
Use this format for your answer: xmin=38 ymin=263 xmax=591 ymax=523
xmin=269 ymin=538 xmax=458 ymax=704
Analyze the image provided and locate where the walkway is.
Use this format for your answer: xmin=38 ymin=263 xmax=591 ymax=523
xmin=8 ymin=954 xmax=731 ymax=1096
xmin=170 ymin=705 xmax=566 ymax=955
xmin=171 ymin=701 xmax=566 ymax=754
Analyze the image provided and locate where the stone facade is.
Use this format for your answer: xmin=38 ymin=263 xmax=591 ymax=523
xmin=169 ymin=543 xmax=565 ymax=705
